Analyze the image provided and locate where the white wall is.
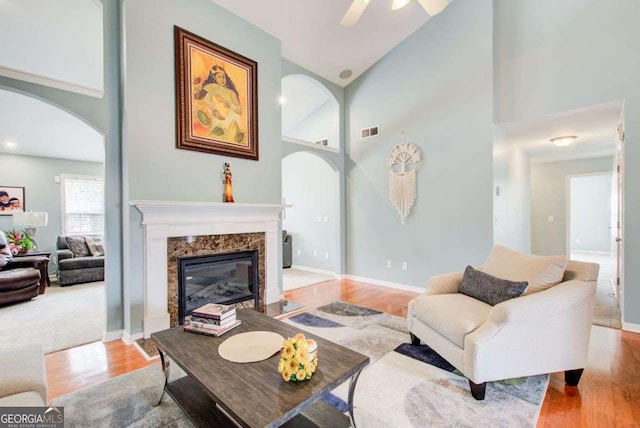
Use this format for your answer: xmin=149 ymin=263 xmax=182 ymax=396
xmin=282 ymin=152 xmax=339 ymax=272
xmin=531 ymin=157 xmax=613 ymax=256
xmin=570 ymin=173 xmax=612 ymax=253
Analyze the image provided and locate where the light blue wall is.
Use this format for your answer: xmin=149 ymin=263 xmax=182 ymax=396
xmin=345 ymin=0 xmax=494 ymax=285
xmin=0 ymin=154 xmax=103 ymax=275
xmin=125 ymin=0 xmax=281 ymax=203
xmin=282 ymin=152 xmax=340 ymax=273
xmin=570 ymin=174 xmax=612 ymax=253
xmin=124 ymin=0 xmax=282 ymax=335
xmin=281 ymin=59 xmax=346 ymax=274
xmin=288 ymin=101 xmax=339 ymax=148
xmin=494 ymin=0 xmax=640 ymax=325
xmin=531 ymin=157 xmax=613 ymax=256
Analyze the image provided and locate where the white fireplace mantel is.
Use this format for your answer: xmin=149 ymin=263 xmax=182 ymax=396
xmin=131 ymin=200 xmax=285 ymax=338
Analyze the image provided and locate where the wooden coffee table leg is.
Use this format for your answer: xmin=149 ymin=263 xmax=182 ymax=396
xmin=154 ymin=349 xmax=170 ymax=406
xmin=347 ymin=368 xmax=364 ymax=428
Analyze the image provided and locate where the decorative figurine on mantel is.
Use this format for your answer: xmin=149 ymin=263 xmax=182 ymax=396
xmin=222 ymin=162 xmax=235 ymax=203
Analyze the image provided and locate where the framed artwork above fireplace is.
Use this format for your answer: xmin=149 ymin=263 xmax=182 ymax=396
xmin=174 ymin=26 xmax=259 ymax=160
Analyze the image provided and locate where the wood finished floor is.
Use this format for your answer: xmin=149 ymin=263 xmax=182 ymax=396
xmin=45 ymin=278 xmax=640 ymax=427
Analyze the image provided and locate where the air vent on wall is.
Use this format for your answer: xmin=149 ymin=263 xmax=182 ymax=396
xmin=315 ymin=139 xmax=329 ymax=146
xmin=361 ymin=126 xmax=379 ymax=139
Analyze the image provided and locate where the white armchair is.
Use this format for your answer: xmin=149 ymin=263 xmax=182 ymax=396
xmin=407 ymin=246 xmax=598 ymax=400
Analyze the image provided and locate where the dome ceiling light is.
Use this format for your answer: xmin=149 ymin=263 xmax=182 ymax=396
xmin=550 ymin=136 xmax=577 ymax=147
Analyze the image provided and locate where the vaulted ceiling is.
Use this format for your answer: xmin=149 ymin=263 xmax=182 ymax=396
xmin=0 ymin=0 xmax=618 ymax=164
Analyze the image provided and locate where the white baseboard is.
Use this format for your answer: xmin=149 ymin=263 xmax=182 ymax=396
xmin=622 ymin=322 xmax=640 ymax=333
xmin=133 ymin=341 xmax=159 ymax=361
xmin=103 ymin=329 xmax=123 ymax=342
xmin=570 ymin=250 xmax=611 ymax=256
xmin=342 ymin=274 xmax=424 ymax=294
xmin=122 ymin=330 xmax=144 ymax=345
xmin=290 ymin=265 xmax=336 ymax=276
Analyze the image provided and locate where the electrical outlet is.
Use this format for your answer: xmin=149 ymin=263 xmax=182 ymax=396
xmin=548 ymin=215 xmax=554 ymax=222
xmin=325 ymin=252 xmax=329 ymax=259
xmin=313 ymin=249 xmax=318 ymax=257
xmin=297 ymin=249 xmax=301 ymax=256
xmin=386 ymin=260 xmax=392 ymax=269
xmin=401 ymin=262 xmax=408 ymax=271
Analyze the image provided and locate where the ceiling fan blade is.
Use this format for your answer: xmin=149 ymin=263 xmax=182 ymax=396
xmin=416 ymin=0 xmax=449 ymax=16
xmin=340 ymin=0 xmax=370 ymax=27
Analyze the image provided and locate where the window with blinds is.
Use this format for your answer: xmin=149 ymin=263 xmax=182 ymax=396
xmin=61 ymin=175 xmax=104 ymax=236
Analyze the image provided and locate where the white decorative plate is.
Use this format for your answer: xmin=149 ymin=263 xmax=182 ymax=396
xmin=218 ymin=331 xmax=285 ymax=363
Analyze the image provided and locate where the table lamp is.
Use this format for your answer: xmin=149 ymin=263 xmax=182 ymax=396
xmin=13 ymin=211 xmax=48 ymax=238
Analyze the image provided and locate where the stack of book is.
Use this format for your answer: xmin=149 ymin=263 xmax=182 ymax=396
xmin=184 ymin=303 xmax=241 ymax=337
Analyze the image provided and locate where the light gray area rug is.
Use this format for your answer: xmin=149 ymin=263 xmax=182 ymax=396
xmin=53 ymin=364 xmax=193 ymax=428
xmin=571 ymin=252 xmax=621 ymax=329
xmin=0 ymin=282 xmax=104 ymax=354
xmin=52 ymin=302 xmax=547 ymax=427
xmin=593 ymin=278 xmax=622 ymax=329
xmin=286 ymin=303 xmax=548 ymax=428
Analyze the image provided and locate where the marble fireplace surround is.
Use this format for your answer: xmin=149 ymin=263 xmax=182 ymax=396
xmin=132 ymin=201 xmax=284 ymax=338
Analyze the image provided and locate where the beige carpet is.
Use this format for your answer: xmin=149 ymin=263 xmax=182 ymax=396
xmin=571 ymin=252 xmax=621 ymax=329
xmin=283 ymin=268 xmax=335 ymax=290
xmin=0 ymin=281 xmax=105 ymax=354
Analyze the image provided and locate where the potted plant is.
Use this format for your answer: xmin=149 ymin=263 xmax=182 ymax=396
xmin=5 ymin=230 xmax=36 ymax=255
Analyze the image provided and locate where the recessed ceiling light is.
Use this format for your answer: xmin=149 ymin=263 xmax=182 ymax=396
xmin=339 ymin=69 xmax=353 ymax=79
xmin=550 ymin=136 xmax=577 ymax=147
xmin=278 ymin=96 xmax=286 ymax=105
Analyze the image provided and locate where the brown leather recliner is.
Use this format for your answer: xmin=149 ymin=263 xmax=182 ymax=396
xmin=0 ymin=262 xmax=42 ymax=306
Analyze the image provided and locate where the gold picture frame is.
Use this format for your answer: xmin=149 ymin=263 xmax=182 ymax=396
xmin=175 ymin=26 xmax=258 ymax=160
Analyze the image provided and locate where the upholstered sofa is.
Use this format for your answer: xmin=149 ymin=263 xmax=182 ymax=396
xmin=407 ymin=245 xmax=598 ymax=400
xmin=0 ymin=260 xmax=44 ymax=306
xmin=0 ymin=344 xmax=48 ymax=406
xmin=56 ymin=235 xmax=104 ymax=286
xmin=283 ymin=230 xmax=292 ymax=268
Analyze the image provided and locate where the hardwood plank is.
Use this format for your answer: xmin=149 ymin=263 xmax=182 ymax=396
xmin=45 ymin=339 xmax=155 ymax=403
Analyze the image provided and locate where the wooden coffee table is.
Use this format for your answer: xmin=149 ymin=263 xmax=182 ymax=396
xmin=152 ymin=308 xmax=369 ymax=428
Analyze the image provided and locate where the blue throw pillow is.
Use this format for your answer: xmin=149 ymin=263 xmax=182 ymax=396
xmin=459 ymin=265 xmax=528 ymax=306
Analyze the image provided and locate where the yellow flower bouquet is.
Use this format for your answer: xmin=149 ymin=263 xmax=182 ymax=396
xmin=278 ymin=333 xmax=318 ymax=382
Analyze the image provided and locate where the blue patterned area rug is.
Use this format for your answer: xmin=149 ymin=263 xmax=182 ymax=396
xmin=53 ymin=302 xmax=547 ymax=427
xmin=285 ymin=301 xmax=549 ymax=428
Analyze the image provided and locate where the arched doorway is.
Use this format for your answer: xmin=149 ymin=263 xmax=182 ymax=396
xmin=0 ymin=87 xmax=106 ymax=352
xmin=282 ymin=151 xmax=340 ymax=290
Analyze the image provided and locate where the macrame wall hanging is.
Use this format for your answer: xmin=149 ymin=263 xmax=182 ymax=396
xmin=388 ymin=134 xmax=421 ymax=224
